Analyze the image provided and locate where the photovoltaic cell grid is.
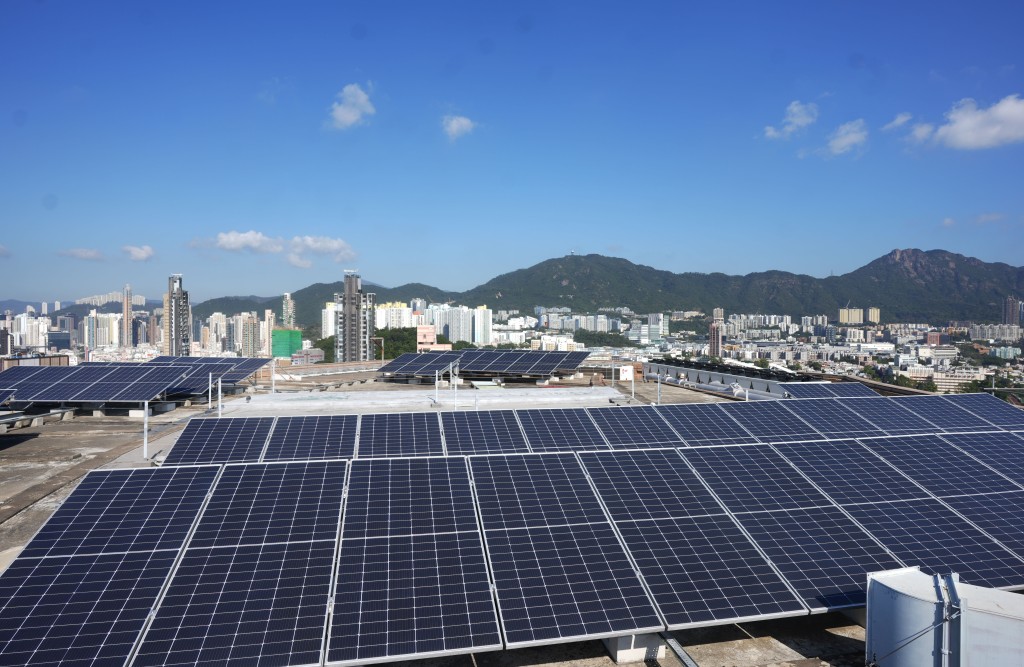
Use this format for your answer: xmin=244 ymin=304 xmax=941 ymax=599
xmin=654 ymin=403 xmax=755 ymax=446
xmin=441 ymin=410 xmax=530 ymax=455
xmin=777 ymin=399 xmax=884 ymax=439
xmin=0 ymin=389 xmax=15 ymax=405
xmin=162 ymin=417 xmax=275 ymax=465
xmin=824 ymin=383 xmax=880 ymax=398
xmin=357 ymin=412 xmax=444 ymax=458
xmin=892 ymin=395 xmax=999 ymax=431
xmin=717 ymin=401 xmax=821 ymax=444
xmin=330 ymin=456 xmax=501 ymax=664
xmin=778 ymin=383 xmax=836 ymax=399
xmin=380 ymin=350 xmax=589 ymax=377
xmin=262 ymin=415 xmax=358 ymax=461
xmin=939 ymin=432 xmax=1024 ymax=486
xmin=586 ymin=406 xmax=683 ymax=447
xmin=942 ymin=491 xmax=1024 ymax=560
xmin=515 ymin=408 xmax=608 ymax=452
xmin=834 ymin=397 xmax=943 ymax=435
xmin=943 ymin=392 xmax=1024 ymax=430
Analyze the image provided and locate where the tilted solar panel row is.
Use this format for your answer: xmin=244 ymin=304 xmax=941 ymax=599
xmin=378 ymin=350 xmax=591 ymax=377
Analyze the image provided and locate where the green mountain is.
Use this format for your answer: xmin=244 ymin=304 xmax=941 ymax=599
xmin=191 ymin=249 xmax=1023 ymax=327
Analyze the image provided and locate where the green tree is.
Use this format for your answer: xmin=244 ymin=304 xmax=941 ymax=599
xmin=313 ymin=336 xmax=335 ymax=363
xmin=571 ymin=330 xmax=638 ymax=348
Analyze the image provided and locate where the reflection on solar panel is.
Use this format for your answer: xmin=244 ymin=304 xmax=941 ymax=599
xmin=577 ymin=449 xmax=724 ymax=521
xmin=845 ymin=498 xmax=1024 ymax=589
xmin=718 ymin=401 xmax=820 ymax=443
xmin=654 ymin=403 xmax=755 ymax=446
xmin=163 ymin=417 xmax=274 ymax=465
xmin=680 ymin=445 xmax=833 ymax=513
xmin=774 ymin=440 xmax=929 ymax=505
xmin=515 ymin=408 xmax=608 ymax=451
xmin=892 ymin=395 xmax=998 ymax=431
xmin=860 ymin=434 xmax=1020 ymax=498
xmin=485 ymin=522 xmax=663 ymax=647
xmin=20 ymin=467 xmax=218 ymax=559
xmin=134 ymin=541 xmax=336 ymax=667
xmin=331 ymin=456 xmax=501 ymax=664
xmin=939 ymin=432 xmax=1024 ymax=486
xmin=779 ymin=383 xmax=836 ymax=399
xmin=617 ymin=516 xmax=805 ymax=627
xmin=357 ymin=412 xmax=443 ymax=458
xmin=188 ymin=461 xmax=347 ymax=549
xmin=586 ymin=406 xmax=683 ymax=447
xmin=831 ymin=397 xmax=941 ymax=434
xmin=470 ymin=454 xmax=608 ymax=529
xmin=441 ymin=410 xmax=530 ymax=455
xmin=0 ymin=550 xmax=178 ymax=667
xmin=777 ymin=399 xmax=883 ymax=439
xmin=733 ymin=506 xmax=903 ymax=610
xmin=943 ymin=393 xmax=1024 ymax=429
xmin=262 ymin=415 xmax=357 ymax=461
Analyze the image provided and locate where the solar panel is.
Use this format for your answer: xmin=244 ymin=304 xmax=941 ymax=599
xmin=469 ymin=453 xmax=608 ymax=529
xmin=0 ymin=365 xmax=46 ymax=385
xmin=859 ymin=434 xmax=1021 ymax=498
xmin=892 ymin=395 xmax=999 ymax=431
xmin=941 ymin=491 xmax=1024 ymax=560
xmin=832 ymin=397 xmax=942 ymax=434
xmin=586 ymin=406 xmax=684 ymax=447
xmin=779 ymin=383 xmax=836 ymax=399
xmin=845 ymin=498 xmax=1024 ymax=589
xmin=823 ymin=383 xmax=879 ymax=398
xmin=484 ymin=522 xmax=663 ymax=647
xmin=616 ymin=516 xmax=806 ymax=627
xmin=262 ymin=415 xmax=357 ymax=461
xmin=330 ymin=532 xmax=503 ymax=664
xmin=342 ymin=458 xmax=479 ymax=539
xmin=943 ymin=393 xmax=1024 ymax=430
xmin=733 ymin=506 xmax=903 ymax=610
xmin=0 ymin=389 xmax=13 ymax=404
xmin=938 ymin=432 xmax=1024 ymax=486
xmin=0 ymin=550 xmax=177 ymax=667
xmin=654 ymin=403 xmax=756 ymax=446
xmin=717 ymin=401 xmax=821 ymax=443
xmin=133 ymin=541 xmax=336 ymax=667
xmin=773 ymin=440 xmax=931 ymax=505
xmin=679 ymin=445 xmax=835 ymax=513
xmin=357 ymin=412 xmax=444 ymax=458
xmin=441 ymin=410 xmax=530 ymax=455
xmin=577 ymin=449 xmax=725 ymax=521
xmin=187 ymin=461 xmax=347 ymax=549
xmin=162 ymin=417 xmax=275 ymax=465
xmin=220 ymin=357 xmax=273 ymax=384
xmin=777 ymin=398 xmax=884 ymax=439
xmin=19 ymin=466 xmax=219 ymax=559
xmin=515 ymin=407 xmax=608 ymax=452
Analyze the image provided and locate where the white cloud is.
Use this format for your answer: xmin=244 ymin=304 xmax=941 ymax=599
xmin=942 ymin=217 xmax=956 ymax=228
xmin=329 ymin=83 xmax=375 ymax=129
xmin=442 ymin=115 xmax=476 ymax=140
xmin=974 ymin=212 xmax=1005 ymax=225
xmin=289 ymin=235 xmax=356 ymax=266
xmin=123 ymin=244 xmax=155 ymax=261
xmin=60 ymin=248 xmax=104 ymax=261
xmin=216 ymin=230 xmax=284 ymax=254
xmin=0 ymin=245 xmax=9 ymax=258
xmin=764 ymin=100 xmax=818 ymax=139
xmin=286 ymin=253 xmax=313 ymax=269
xmin=933 ymin=94 xmax=1024 ymax=149
xmin=882 ymin=113 xmax=912 ymax=131
xmin=827 ymin=119 xmax=868 ymax=155
xmin=909 ymin=123 xmax=934 ymax=143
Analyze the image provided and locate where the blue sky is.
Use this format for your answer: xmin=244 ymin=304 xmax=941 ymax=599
xmin=3 ymin=1 xmax=1023 ymax=304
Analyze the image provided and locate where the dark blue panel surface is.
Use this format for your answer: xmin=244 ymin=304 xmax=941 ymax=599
xmin=586 ymin=406 xmax=683 ymax=447
xmin=133 ymin=541 xmax=335 ymax=667
xmin=822 ymin=383 xmax=879 ymax=398
xmin=893 ymin=395 xmax=999 ymax=431
xmin=343 ymin=458 xmax=478 ymax=539
xmin=357 ymin=412 xmax=444 ymax=458
xmin=779 ymin=383 xmax=836 ymax=399
xmin=833 ymin=397 xmax=942 ymax=435
xmin=654 ymin=404 xmax=755 ymax=446
xmin=189 ymin=461 xmax=346 ymax=548
xmin=943 ymin=393 xmax=1024 ymax=429
xmin=262 ymin=415 xmax=357 ymax=461
xmin=617 ymin=516 xmax=806 ymax=627
xmin=515 ymin=408 xmax=608 ymax=452
xmin=717 ymin=401 xmax=820 ymax=443
xmin=0 ymin=550 xmax=176 ymax=667
xmin=578 ymin=449 xmax=725 ymax=521
xmin=939 ymin=432 xmax=1024 ymax=486
xmin=441 ymin=410 xmax=529 ymax=455
xmin=942 ymin=491 xmax=1024 ymax=560
xmin=778 ymin=399 xmax=883 ymax=439
xmin=163 ymin=417 xmax=274 ymax=465
xmin=486 ymin=523 xmax=662 ymax=647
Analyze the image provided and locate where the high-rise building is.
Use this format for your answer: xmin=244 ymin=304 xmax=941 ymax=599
xmin=839 ymin=307 xmax=864 ymax=325
xmin=281 ymin=293 xmax=296 ymax=328
xmin=334 ymin=272 xmax=376 ymax=362
xmin=473 ymin=306 xmax=493 ymax=345
xmin=121 ymin=284 xmax=133 ymax=348
xmin=321 ymin=302 xmax=337 ymax=338
xmin=1004 ymin=296 xmax=1022 ymax=326
xmin=709 ymin=307 xmax=724 ymax=358
xmin=162 ymin=274 xmax=191 ymax=356
xmin=240 ymin=312 xmax=261 ymax=357
xmin=868 ymin=307 xmax=881 ymax=324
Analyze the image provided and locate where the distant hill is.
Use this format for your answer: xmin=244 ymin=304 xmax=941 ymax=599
xmin=182 ymin=248 xmax=1023 ymax=327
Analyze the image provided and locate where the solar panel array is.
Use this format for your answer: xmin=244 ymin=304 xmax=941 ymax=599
xmin=779 ymin=382 xmax=879 ymax=398
xmin=378 ymin=350 xmax=590 ymax=377
xmin=2 ymin=392 xmax=1024 ymax=667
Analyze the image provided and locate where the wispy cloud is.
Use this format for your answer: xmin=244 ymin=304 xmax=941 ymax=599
xmin=764 ymin=100 xmax=818 ymax=139
xmin=933 ymin=94 xmax=1024 ymax=149
xmin=827 ymin=119 xmax=868 ymax=155
xmin=328 ymin=83 xmax=375 ymax=130
xmin=257 ymin=77 xmax=286 ymax=105
xmin=60 ymin=248 xmax=104 ymax=261
xmin=0 ymin=245 xmax=9 ymax=258
xmin=908 ymin=123 xmax=935 ymax=143
xmin=442 ymin=115 xmax=476 ymax=141
xmin=974 ymin=212 xmax=1005 ymax=225
xmin=211 ymin=230 xmax=355 ymax=268
xmin=882 ymin=112 xmax=912 ymax=131
xmin=123 ymin=244 xmax=155 ymax=261
xmin=942 ymin=217 xmax=956 ymax=228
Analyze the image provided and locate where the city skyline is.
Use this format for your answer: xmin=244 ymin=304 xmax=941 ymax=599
xmin=3 ymin=2 xmax=1023 ymax=302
